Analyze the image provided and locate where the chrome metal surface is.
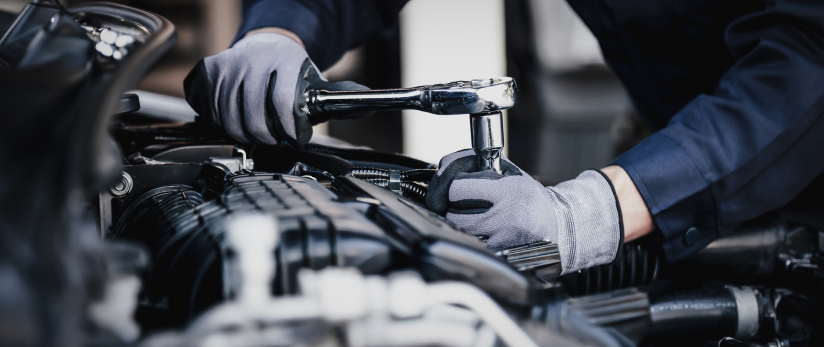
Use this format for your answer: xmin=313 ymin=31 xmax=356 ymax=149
xmin=82 ymin=24 xmax=136 ymax=61
xmin=305 ymin=77 xmax=516 ymax=116
xmin=389 ymin=169 xmax=401 ymax=194
xmin=306 ymin=78 xmax=516 ymax=174
xmin=234 ymin=148 xmax=248 ymax=171
xmin=111 ymin=171 xmax=134 ymax=196
xmin=470 ymin=112 xmax=504 ymax=174
xmin=101 ymin=172 xmax=135 ymax=237
xmin=208 ymin=158 xmax=243 ymax=173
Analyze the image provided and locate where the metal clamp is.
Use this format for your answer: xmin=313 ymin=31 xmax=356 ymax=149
xmin=727 ymin=286 xmax=760 ymax=340
xmin=388 ymin=169 xmax=401 ymax=194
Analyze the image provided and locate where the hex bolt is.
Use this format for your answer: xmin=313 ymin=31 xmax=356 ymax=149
xmin=110 ymin=172 xmax=133 ymax=197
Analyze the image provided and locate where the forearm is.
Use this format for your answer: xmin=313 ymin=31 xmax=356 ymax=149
xmin=610 ymin=0 xmax=824 ymax=264
xmin=601 ymin=166 xmax=654 ymax=242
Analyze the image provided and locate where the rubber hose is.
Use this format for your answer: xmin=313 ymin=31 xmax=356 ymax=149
xmin=350 ymin=168 xmax=390 ymax=180
xmin=560 ymin=241 xmax=660 ymax=295
xmin=400 ymin=169 xmax=436 ymax=182
xmin=364 ymin=178 xmax=389 ymax=188
xmin=400 ymin=181 xmax=427 ymax=202
xmin=647 ymin=288 xmax=738 ymax=340
xmin=349 ymin=167 xmax=436 ymax=182
xmin=362 ymin=178 xmax=428 ymax=204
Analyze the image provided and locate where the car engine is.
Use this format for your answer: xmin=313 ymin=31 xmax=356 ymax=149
xmin=0 ymin=2 xmax=821 ymax=346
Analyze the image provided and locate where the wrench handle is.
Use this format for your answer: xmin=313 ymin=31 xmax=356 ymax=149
xmin=305 ymin=88 xmax=426 ymax=116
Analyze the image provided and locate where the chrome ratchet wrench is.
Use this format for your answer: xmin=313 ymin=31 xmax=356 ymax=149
xmin=303 ymin=77 xmax=517 ymax=173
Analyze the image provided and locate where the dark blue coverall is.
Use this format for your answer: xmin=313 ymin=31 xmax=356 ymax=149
xmin=235 ymin=0 xmax=824 ymax=264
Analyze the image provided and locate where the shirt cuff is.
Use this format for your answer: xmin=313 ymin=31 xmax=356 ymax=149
xmin=612 ymin=132 xmax=718 ymax=264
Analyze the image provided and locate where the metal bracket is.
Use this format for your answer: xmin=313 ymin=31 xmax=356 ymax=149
xmin=99 ymin=172 xmax=133 ymax=238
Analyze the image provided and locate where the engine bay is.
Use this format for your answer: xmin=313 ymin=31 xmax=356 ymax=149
xmin=0 ymin=2 xmax=821 ymax=346
xmin=107 ymin=117 xmax=824 ymax=347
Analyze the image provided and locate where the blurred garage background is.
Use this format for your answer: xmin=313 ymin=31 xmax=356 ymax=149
xmin=0 ymin=0 xmax=650 ymax=185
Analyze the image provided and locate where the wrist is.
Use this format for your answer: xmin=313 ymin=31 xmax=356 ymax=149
xmin=244 ymin=27 xmax=305 ymax=48
xmin=600 ymin=165 xmax=654 ymax=242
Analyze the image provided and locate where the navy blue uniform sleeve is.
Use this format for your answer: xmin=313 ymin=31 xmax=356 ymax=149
xmin=235 ymin=0 xmax=408 ymax=70
xmin=612 ymin=0 xmax=824 ymax=263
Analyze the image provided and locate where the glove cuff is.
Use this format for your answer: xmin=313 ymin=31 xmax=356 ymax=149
xmin=592 ymin=168 xmax=625 ymax=272
xmin=550 ymin=170 xmax=622 ymax=275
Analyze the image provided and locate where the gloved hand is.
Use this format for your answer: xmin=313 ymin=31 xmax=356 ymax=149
xmin=425 ymin=149 xmax=623 ymax=274
xmin=183 ymin=33 xmax=372 ymax=147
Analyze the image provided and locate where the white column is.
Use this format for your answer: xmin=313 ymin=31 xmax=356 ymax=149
xmin=399 ymin=0 xmax=507 ymax=163
xmin=199 ymin=0 xmax=243 ymax=55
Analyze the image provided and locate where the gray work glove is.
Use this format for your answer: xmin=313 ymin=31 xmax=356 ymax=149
xmin=426 ymin=149 xmax=623 ymax=274
xmin=184 ymin=33 xmax=372 ymax=147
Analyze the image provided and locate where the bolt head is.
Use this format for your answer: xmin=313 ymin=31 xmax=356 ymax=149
xmin=110 ymin=172 xmax=133 ymax=197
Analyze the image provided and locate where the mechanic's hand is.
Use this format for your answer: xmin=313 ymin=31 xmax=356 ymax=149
xmin=426 ymin=149 xmax=623 ymax=274
xmin=183 ymin=33 xmax=372 ymax=147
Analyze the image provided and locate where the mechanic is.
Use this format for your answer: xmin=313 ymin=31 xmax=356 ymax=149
xmin=184 ymin=0 xmax=824 ymax=275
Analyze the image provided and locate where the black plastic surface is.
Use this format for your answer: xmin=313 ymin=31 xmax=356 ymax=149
xmin=0 ymin=2 xmax=177 ymax=345
xmin=561 ymin=241 xmax=660 ymax=296
xmin=0 ymin=2 xmax=66 ymax=67
xmin=151 ymin=144 xmax=235 ymax=162
xmin=307 ymin=143 xmax=435 ymax=170
xmin=114 ymin=170 xmax=391 ymax=329
xmin=118 ymin=93 xmax=140 ymax=114
xmin=334 ymin=176 xmax=534 ymax=304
